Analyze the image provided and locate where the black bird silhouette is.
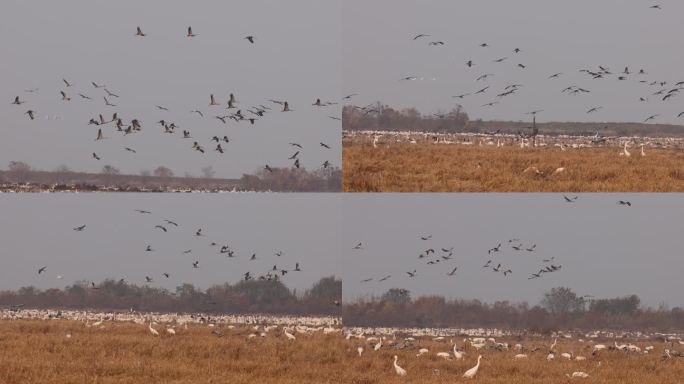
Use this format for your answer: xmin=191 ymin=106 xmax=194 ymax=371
xmin=25 ymin=110 xmax=35 ymax=120
xmin=617 ymin=201 xmax=632 ymax=206
xmin=564 ymin=195 xmax=578 ymax=202
xmin=413 ymin=34 xmax=430 ymax=40
xmin=187 ymin=26 xmax=196 ymax=37
xmin=163 ymin=273 xmax=170 ymax=278
xmin=12 ymin=96 xmax=25 ymax=105
xmin=92 ymin=153 xmax=101 ymax=160
xmin=154 ymin=225 xmax=167 ymax=232
xmin=421 ymin=235 xmax=432 ymax=240
xmin=195 ymin=228 xmax=203 ymax=236
xmin=447 ymin=266 xmax=458 ymax=276
xmin=289 ymin=142 xmax=302 ymax=148
xmin=320 ymin=142 xmax=331 ymax=149
xmin=136 ymin=26 xmax=146 ymax=37
xmin=164 ymin=220 xmax=178 ymax=226
xmin=245 ymin=36 xmax=255 ymax=44
xmin=265 ymin=165 xmax=274 ymax=173
xmin=192 ymin=261 xmax=199 ymax=268
xmin=378 ymin=275 xmax=391 ymax=282
xmin=406 ymin=270 xmax=417 ymax=277
xmin=353 ymin=242 xmax=363 ymax=250
xmin=38 ymin=267 xmax=47 ymax=274
xmin=145 ymin=276 xmax=153 ymax=283
xmin=73 ymin=225 xmax=86 ymax=231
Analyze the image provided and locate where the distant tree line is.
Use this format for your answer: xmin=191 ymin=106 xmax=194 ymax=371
xmin=0 ymin=161 xmax=341 ymax=192
xmin=344 ymin=287 xmax=684 ymax=333
xmin=342 ymin=104 xmax=684 ymax=138
xmin=240 ymin=166 xmax=342 ymax=192
xmin=0 ymin=277 xmax=341 ymax=316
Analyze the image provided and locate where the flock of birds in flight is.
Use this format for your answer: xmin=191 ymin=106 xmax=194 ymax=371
xmin=10 ymin=25 xmax=341 ymax=174
xmin=352 ymin=5 xmax=684 ymax=127
xmin=352 ymin=195 xmax=633 ymax=289
xmin=35 ymin=208 xmax=308 ymax=289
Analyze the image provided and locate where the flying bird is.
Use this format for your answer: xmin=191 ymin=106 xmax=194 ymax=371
xmin=136 ymin=26 xmax=146 ymax=37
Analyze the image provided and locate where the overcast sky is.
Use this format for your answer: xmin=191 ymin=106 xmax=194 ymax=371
xmin=1 ymin=0 xmax=340 ymax=178
xmin=343 ymin=0 xmax=684 ymax=126
xmin=0 ymin=193 xmax=341 ymax=293
xmin=342 ymin=194 xmax=684 ymax=308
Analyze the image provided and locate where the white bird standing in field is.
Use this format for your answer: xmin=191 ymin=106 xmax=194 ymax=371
xmin=148 ymin=322 xmax=159 ymax=336
xmin=284 ymin=329 xmax=296 ymax=340
xmin=550 ymin=338 xmax=558 ymax=351
xmin=374 ymin=340 xmax=383 ymax=351
xmin=393 ymin=355 xmax=407 ymax=376
xmin=357 ymin=346 xmax=364 ymax=357
xmin=453 ymin=345 xmax=465 ymax=360
xmin=463 ymin=355 xmax=482 ymax=378
xmin=622 ymin=142 xmax=631 ymax=157
xmin=640 ymin=144 xmax=646 ymax=157
xmin=166 ymin=328 xmax=176 ymax=335
xmin=547 ymin=352 xmax=555 ymax=361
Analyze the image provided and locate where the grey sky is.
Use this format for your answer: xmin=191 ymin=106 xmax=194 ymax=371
xmin=1 ymin=0 xmax=341 ymax=178
xmin=343 ymin=0 xmax=684 ymax=126
xmin=0 ymin=193 xmax=341 ymax=293
xmin=342 ymin=194 xmax=684 ymax=308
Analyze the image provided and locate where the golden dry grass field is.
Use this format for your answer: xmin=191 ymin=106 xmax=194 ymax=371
xmin=343 ymin=143 xmax=684 ymax=192
xmin=0 ymin=320 xmax=348 ymax=384
xmin=344 ymin=336 xmax=684 ymax=384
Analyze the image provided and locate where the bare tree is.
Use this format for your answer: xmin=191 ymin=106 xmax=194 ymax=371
xmin=7 ymin=161 xmax=32 ymax=183
xmin=201 ymin=165 xmax=216 ymax=179
xmin=541 ymin=287 xmax=584 ymax=315
xmin=153 ymin=166 xmax=174 ymax=179
xmin=101 ymin=165 xmax=120 ymax=175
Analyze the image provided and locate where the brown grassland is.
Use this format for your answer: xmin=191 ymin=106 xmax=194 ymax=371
xmin=346 ymin=337 xmax=684 ymax=384
xmin=0 ymin=320 xmax=347 ymax=384
xmin=343 ymin=143 xmax=684 ymax=192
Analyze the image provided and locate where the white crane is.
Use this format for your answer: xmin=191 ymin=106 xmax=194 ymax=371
xmin=357 ymin=346 xmax=364 ymax=357
xmin=640 ymin=144 xmax=646 ymax=157
xmin=566 ymin=371 xmax=589 ymax=378
xmin=622 ymin=142 xmax=631 ymax=157
xmin=462 ymin=355 xmax=482 ymax=379
xmin=148 ymin=322 xmax=159 ymax=337
xmin=284 ymin=329 xmax=296 ymax=341
xmin=166 ymin=328 xmax=176 ymax=335
xmin=393 ymin=355 xmax=407 ymax=376
xmin=453 ymin=345 xmax=465 ymax=360
xmin=549 ymin=338 xmax=558 ymax=351
xmin=374 ymin=340 xmax=382 ymax=351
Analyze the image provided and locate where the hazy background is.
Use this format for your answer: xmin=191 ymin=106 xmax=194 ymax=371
xmin=1 ymin=0 xmax=341 ymax=178
xmin=342 ymin=194 xmax=684 ymax=308
xmin=0 ymin=193 xmax=341 ymax=292
xmin=343 ymin=0 xmax=684 ymax=125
